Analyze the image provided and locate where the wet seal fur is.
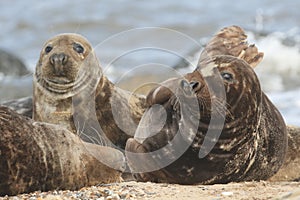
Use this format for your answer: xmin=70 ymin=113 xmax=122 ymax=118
xmin=126 ymin=55 xmax=287 ymax=184
xmin=125 ymin=26 xmax=287 ymax=184
xmin=33 ymin=33 xmax=145 ymax=149
xmin=0 ymin=106 xmax=125 ymax=196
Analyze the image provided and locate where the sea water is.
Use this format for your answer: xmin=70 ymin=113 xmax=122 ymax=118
xmin=0 ymin=0 xmax=299 ymax=126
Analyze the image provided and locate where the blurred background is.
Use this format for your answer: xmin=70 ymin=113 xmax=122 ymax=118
xmin=0 ymin=0 xmax=300 ymax=125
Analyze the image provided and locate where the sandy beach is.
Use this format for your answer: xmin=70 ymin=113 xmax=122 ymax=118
xmin=1 ymin=181 xmax=300 ymax=200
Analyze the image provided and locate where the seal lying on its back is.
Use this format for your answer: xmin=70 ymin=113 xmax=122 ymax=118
xmin=0 ymin=106 xmax=125 ymax=196
xmin=126 ymin=33 xmax=287 ymax=184
xmin=33 ymin=33 xmax=146 ymax=149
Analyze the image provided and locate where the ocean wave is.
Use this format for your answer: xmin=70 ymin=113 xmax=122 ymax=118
xmin=174 ymin=29 xmax=300 ymax=94
xmin=248 ymin=29 xmax=300 ymax=92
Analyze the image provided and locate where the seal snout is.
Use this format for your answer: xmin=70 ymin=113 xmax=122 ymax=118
xmin=49 ymin=53 xmax=69 ymax=76
xmin=180 ymin=80 xmax=201 ymax=96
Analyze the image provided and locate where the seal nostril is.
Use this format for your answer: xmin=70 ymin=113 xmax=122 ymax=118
xmin=190 ymin=81 xmax=199 ymax=90
xmin=59 ymin=53 xmax=68 ymax=65
xmin=49 ymin=53 xmax=57 ymax=65
xmin=180 ymin=80 xmax=190 ymax=91
xmin=180 ymin=80 xmax=193 ymax=95
xmin=49 ymin=53 xmax=68 ymax=66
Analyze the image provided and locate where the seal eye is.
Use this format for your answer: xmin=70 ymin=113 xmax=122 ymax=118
xmin=73 ymin=43 xmax=84 ymax=54
xmin=45 ymin=46 xmax=53 ymax=54
xmin=221 ymin=72 xmax=234 ymax=81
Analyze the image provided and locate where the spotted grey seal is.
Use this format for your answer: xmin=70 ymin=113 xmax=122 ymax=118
xmin=33 ymin=33 xmax=146 ymax=149
xmin=0 ymin=106 xmax=125 ymax=196
xmin=125 ymin=25 xmax=286 ymax=183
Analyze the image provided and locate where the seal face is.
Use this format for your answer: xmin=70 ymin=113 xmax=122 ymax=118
xmin=34 ymin=33 xmax=100 ymax=99
xmin=126 ymin=55 xmax=287 ymax=184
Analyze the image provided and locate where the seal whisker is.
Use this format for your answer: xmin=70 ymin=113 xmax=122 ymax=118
xmin=81 ymin=131 xmax=102 ymax=145
xmin=89 ymin=127 xmax=105 ymax=146
xmin=212 ymin=98 xmax=234 ymax=119
xmin=77 ymin=120 xmax=86 ymax=139
xmin=90 ymin=126 xmax=108 ymax=147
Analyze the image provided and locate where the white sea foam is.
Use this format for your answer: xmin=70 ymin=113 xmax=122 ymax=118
xmin=247 ymin=31 xmax=300 ymax=92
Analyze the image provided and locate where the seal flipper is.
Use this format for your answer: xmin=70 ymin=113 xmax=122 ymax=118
xmin=82 ymin=142 xmax=126 ymax=172
xmin=125 ymin=138 xmax=172 ymax=183
xmin=199 ymin=25 xmax=264 ymax=68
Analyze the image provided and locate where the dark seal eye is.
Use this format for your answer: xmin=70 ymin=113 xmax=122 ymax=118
xmin=45 ymin=45 xmax=53 ymax=53
xmin=221 ymin=72 xmax=234 ymax=81
xmin=73 ymin=43 xmax=84 ymax=54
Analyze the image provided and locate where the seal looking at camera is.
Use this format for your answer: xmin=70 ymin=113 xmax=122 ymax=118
xmin=33 ymin=33 xmax=146 ymax=149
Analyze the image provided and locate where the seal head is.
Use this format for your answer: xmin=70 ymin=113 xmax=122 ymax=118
xmin=34 ymin=33 xmax=101 ymax=99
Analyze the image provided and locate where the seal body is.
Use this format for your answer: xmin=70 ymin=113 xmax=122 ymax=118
xmin=126 ymin=55 xmax=287 ymax=184
xmin=0 ymin=106 xmax=125 ymax=196
xmin=33 ymin=33 xmax=145 ymax=149
xmin=270 ymin=125 xmax=300 ymax=181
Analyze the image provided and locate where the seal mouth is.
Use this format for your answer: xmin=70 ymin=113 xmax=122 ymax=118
xmin=46 ymin=77 xmax=73 ymax=84
xmin=35 ymin=69 xmax=100 ymax=98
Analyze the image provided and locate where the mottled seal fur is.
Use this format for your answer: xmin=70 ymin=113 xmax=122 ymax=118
xmin=126 ymin=55 xmax=287 ymax=184
xmin=0 ymin=106 xmax=125 ymax=196
xmin=1 ymin=26 xmax=296 ymax=184
xmin=33 ymin=33 xmax=146 ymax=149
xmin=126 ymin=48 xmax=287 ymax=184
